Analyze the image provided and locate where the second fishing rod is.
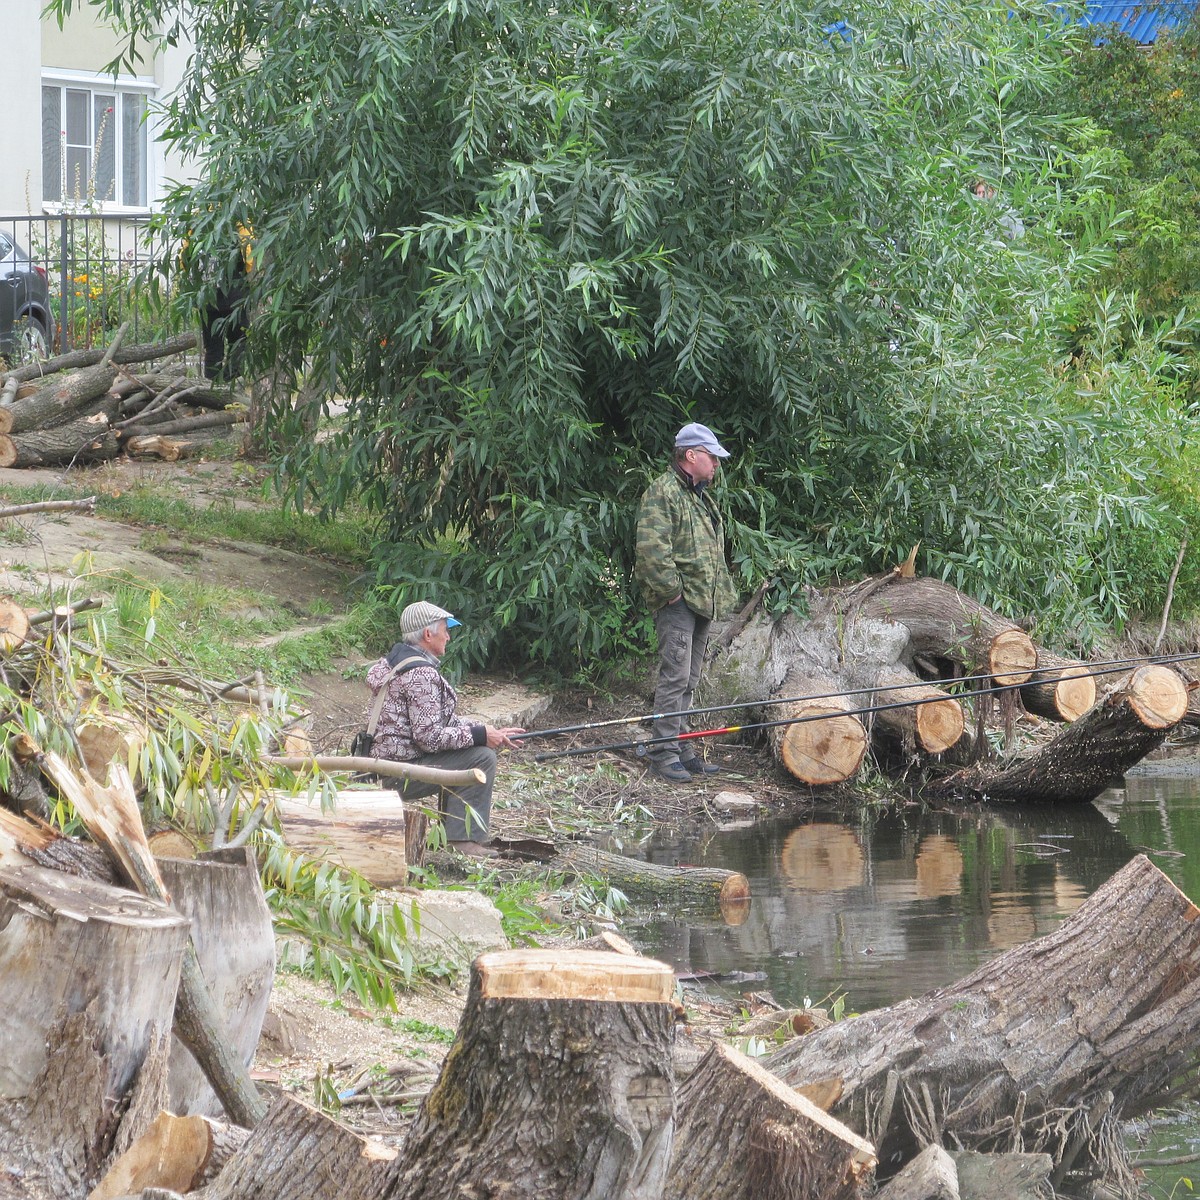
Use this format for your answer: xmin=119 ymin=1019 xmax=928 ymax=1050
xmin=513 ymin=649 xmax=1200 ymax=750
xmin=529 ymin=652 xmax=1200 ymax=762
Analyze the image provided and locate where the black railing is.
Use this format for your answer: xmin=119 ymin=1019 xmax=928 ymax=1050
xmin=0 ymin=213 xmax=171 ymax=354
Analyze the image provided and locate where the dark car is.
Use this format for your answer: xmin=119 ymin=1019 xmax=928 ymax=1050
xmin=0 ymin=232 xmax=54 ymax=364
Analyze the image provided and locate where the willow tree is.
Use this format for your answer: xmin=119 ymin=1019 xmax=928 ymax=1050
xmin=62 ymin=0 xmax=1182 ymax=668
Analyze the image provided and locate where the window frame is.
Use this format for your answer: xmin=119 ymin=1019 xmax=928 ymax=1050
xmin=41 ymin=68 xmax=157 ymax=215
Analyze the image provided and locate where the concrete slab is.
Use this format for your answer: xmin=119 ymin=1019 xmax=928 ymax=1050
xmin=391 ymin=887 xmax=508 ymax=966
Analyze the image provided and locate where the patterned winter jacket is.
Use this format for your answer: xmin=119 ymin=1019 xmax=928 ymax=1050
xmin=634 ymin=466 xmax=738 ymax=618
xmin=365 ymin=645 xmax=486 ymax=763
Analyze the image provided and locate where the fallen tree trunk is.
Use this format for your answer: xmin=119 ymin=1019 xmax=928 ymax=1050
xmin=120 ymin=410 xmax=246 ymax=439
xmin=665 ymin=1042 xmax=875 ymax=1200
xmin=765 ymin=854 xmax=1200 ymax=1192
xmin=869 ymin=664 xmax=964 ymax=754
xmin=0 ymin=334 xmax=197 ymax=386
xmin=0 ymin=864 xmax=190 ymax=1200
xmin=1020 ymin=651 xmax=1096 ymax=722
xmin=0 ymin=402 xmax=120 ymax=468
xmin=927 ymin=664 xmax=1188 ymax=804
xmin=0 ymin=365 xmax=118 ymax=435
xmin=192 ymin=1096 xmax=398 ymax=1200
xmin=552 ymin=842 xmax=752 ymax=925
xmin=391 ymin=948 xmax=677 ymax=1200
xmin=848 ymin=576 xmax=1037 ymax=685
xmin=768 ymin=667 xmax=868 ymax=786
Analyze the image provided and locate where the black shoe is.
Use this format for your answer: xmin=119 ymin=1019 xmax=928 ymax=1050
xmin=650 ymin=761 xmax=693 ymax=784
xmin=680 ymin=756 xmax=720 ymax=776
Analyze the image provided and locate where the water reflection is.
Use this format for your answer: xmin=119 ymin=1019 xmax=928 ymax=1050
xmin=630 ymin=774 xmax=1185 ymax=1012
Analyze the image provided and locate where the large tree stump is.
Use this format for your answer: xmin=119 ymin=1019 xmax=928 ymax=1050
xmin=869 ymin=664 xmax=964 ymax=754
xmin=192 ymin=1096 xmax=398 ymax=1200
xmin=769 ymin=667 xmax=868 ymax=785
xmin=849 ymin=576 xmax=1036 ymax=685
xmin=765 ymin=854 xmax=1200 ymax=1189
xmin=391 ymin=949 xmax=678 ymax=1200
xmin=1020 ymin=651 xmax=1096 ymax=722
xmin=927 ymin=664 xmax=1188 ymax=803
xmin=665 ymin=1042 xmax=875 ymax=1200
xmin=159 ymin=849 xmax=275 ymax=1118
xmin=0 ymin=865 xmax=191 ymax=1200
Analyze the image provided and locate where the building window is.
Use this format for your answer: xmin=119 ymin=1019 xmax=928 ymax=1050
xmin=41 ymin=80 xmax=149 ymax=210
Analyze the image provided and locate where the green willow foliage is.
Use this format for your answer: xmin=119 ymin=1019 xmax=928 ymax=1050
xmin=63 ymin=0 xmax=1189 ymax=665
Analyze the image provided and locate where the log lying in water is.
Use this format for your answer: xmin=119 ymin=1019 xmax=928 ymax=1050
xmin=927 ymin=664 xmax=1188 ymax=804
xmin=391 ymin=949 xmax=678 ymax=1200
xmin=665 ymin=1041 xmax=875 ymax=1200
xmin=552 ymin=842 xmax=752 ymax=925
xmin=765 ymin=854 xmax=1200 ymax=1190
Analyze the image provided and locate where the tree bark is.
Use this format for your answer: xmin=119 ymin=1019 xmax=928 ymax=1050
xmin=0 ymin=864 xmax=191 ymax=1200
xmin=192 ymin=1096 xmax=399 ymax=1200
xmin=391 ymin=949 xmax=678 ymax=1200
xmin=847 ymin=576 xmax=1036 ymax=685
xmin=869 ymin=664 xmax=964 ymax=754
xmin=0 ymin=365 xmax=118 ymax=436
xmin=0 ymin=334 xmax=197 ymax=386
xmin=665 ymin=1042 xmax=875 ymax=1200
xmin=874 ymin=1144 xmax=960 ymax=1200
xmin=0 ymin=401 xmax=120 ymax=468
xmin=552 ymin=842 xmax=752 ymax=925
xmin=768 ymin=667 xmax=868 ymax=786
xmin=926 ymin=665 xmax=1188 ymax=803
xmin=1020 ymin=651 xmax=1096 ymax=722
xmin=159 ymin=849 xmax=275 ymax=1119
xmin=120 ymin=411 xmax=245 ymax=439
xmin=765 ymin=854 xmax=1200 ymax=1191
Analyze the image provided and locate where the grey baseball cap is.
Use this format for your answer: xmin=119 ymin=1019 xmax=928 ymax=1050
xmin=675 ymin=422 xmax=730 ymax=458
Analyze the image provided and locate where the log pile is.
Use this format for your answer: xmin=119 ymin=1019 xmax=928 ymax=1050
xmin=0 ymin=332 xmax=248 ymax=467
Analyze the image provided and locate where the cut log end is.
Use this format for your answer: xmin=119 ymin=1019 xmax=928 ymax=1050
xmin=777 ymin=705 xmax=867 ymax=786
xmin=0 ymin=598 xmax=30 ymax=652
xmin=989 ymin=628 xmax=1037 ymax=686
xmin=718 ymin=873 xmax=753 ymax=926
xmin=913 ymin=696 xmax=965 ymax=754
xmin=1050 ymin=665 xmax=1096 ymax=722
xmin=1127 ymin=664 xmax=1188 ymax=729
xmin=476 ymin=948 xmax=676 ymax=1003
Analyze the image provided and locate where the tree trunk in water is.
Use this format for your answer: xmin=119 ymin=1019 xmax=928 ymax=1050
xmin=159 ymin=849 xmax=275 ymax=1119
xmin=765 ymin=855 xmax=1200 ymax=1191
xmin=926 ymin=665 xmax=1187 ymax=803
xmin=0 ymin=864 xmax=190 ymax=1200
xmin=768 ymin=667 xmax=868 ymax=786
xmin=848 ymin=576 xmax=1036 ymax=684
xmin=553 ymin=843 xmax=752 ymax=924
xmin=869 ymin=664 xmax=964 ymax=754
xmin=1020 ymin=651 xmax=1096 ymax=722
xmin=391 ymin=949 xmax=678 ymax=1200
xmin=192 ymin=1096 xmax=398 ymax=1200
xmin=665 ymin=1042 xmax=875 ymax=1200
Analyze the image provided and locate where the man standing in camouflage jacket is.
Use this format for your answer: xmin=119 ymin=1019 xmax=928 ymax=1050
xmin=635 ymin=423 xmax=738 ymax=783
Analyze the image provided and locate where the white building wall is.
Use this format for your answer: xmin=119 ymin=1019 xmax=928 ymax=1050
xmin=0 ymin=5 xmax=45 ymax=213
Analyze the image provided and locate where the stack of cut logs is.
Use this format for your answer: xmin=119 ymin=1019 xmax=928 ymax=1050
xmin=714 ymin=571 xmax=1191 ymax=803
xmin=0 ymin=331 xmax=247 ymax=468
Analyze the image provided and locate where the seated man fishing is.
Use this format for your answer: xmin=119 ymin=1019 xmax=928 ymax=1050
xmin=366 ymin=601 xmax=523 ymax=857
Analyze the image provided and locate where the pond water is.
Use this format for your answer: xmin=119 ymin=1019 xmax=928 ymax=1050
xmin=628 ymin=747 xmax=1200 ymax=1196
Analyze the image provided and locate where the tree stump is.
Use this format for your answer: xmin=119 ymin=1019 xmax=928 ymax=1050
xmin=0 ymin=865 xmax=191 ymax=1200
xmin=665 ymin=1042 xmax=875 ymax=1200
xmin=765 ymin=855 xmax=1200 ymax=1188
xmin=927 ymin=664 xmax=1188 ymax=803
xmin=159 ymin=849 xmax=275 ymax=1118
xmin=769 ymin=667 xmax=868 ymax=786
xmin=391 ymin=948 xmax=678 ymax=1200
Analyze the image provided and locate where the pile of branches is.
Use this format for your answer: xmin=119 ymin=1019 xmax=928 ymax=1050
xmin=0 ymin=327 xmax=249 ymax=469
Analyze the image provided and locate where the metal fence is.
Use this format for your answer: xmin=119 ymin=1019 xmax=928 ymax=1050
xmin=0 ymin=213 xmax=171 ymax=354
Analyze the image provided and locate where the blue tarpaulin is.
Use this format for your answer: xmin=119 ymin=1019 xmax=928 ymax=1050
xmin=1078 ymin=0 xmax=1198 ymax=41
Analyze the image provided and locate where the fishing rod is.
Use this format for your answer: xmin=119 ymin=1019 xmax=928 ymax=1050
xmin=530 ymin=651 xmax=1200 ymax=763
xmin=514 ymin=649 xmax=1200 ymax=746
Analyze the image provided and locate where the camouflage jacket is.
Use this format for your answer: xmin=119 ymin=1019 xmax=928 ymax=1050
xmin=634 ymin=466 xmax=737 ymax=618
xmin=365 ymin=645 xmax=484 ymax=762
